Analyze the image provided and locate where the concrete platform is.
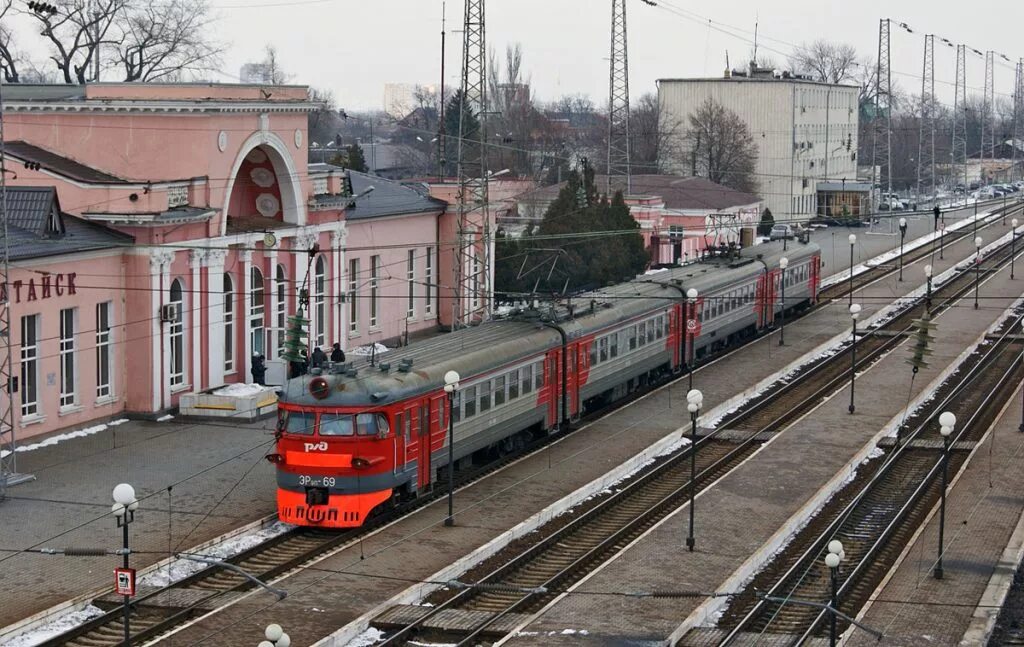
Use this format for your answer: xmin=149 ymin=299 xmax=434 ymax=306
xmin=138 ymin=213 xmax=1024 ymax=646
xmin=498 ymin=223 xmax=1024 ymax=645
xmin=844 ymin=387 xmax=1024 ymax=646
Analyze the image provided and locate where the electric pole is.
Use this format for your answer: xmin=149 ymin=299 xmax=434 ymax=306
xmin=982 ymin=51 xmax=995 ymax=171
xmin=871 ymin=18 xmax=892 ymax=224
xmin=453 ymin=0 xmax=489 ymax=329
xmin=917 ymin=34 xmax=936 ymax=205
xmin=953 ymin=45 xmax=968 ymax=193
xmin=607 ymin=0 xmax=631 ymax=196
xmin=1013 ymin=59 xmax=1023 ymax=183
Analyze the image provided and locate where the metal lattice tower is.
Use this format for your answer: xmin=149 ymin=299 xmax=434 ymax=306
xmin=952 ymin=45 xmax=968 ymax=192
xmin=870 ymin=18 xmax=892 ymax=214
xmin=453 ymin=0 xmax=489 ymax=329
xmin=1014 ymin=59 xmax=1023 ymax=183
xmin=917 ymin=34 xmax=936 ymax=203
xmin=607 ymin=0 xmax=631 ymax=196
xmin=981 ymin=51 xmax=995 ymax=167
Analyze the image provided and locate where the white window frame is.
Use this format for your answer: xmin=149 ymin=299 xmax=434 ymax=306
xmin=169 ymin=279 xmax=186 ymax=388
xmin=406 ymin=249 xmax=416 ymax=319
xmin=59 ymin=307 xmax=77 ymax=408
xmin=425 ymin=247 xmax=434 ymax=316
xmin=314 ymin=256 xmax=327 ymax=348
xmin=250 ymin=266 xmax=266 ymax=357
xmin=348 ymin=258 xmax=360 ymax=334
xmin=275 ymin=265 xmax=287 ymax=357
xmin=20 ymin=314 xmax=40 ymax=418
xmin=370 ymin=255 xmax=380 ymax=328
xmin=96 ymin=302 xmax=113 ymax=400
xmin=224 ymin=273 xmax=235 ymax=374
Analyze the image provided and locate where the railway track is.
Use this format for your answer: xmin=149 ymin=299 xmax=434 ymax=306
xmin=704 ymin=312 xmax=1024 ymax=646
xmin=28 ymin=201 xmax=1023 ymax=647
xmin=368 ymin=206 xmax=1024 ymax=646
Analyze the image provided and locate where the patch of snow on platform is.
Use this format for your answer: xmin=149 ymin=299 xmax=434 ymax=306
xmin=864 ymin=446 xmax=885 ymax=462
xmin=4 ymin=605 xmax=105 ymax=647
xmin=212 ymin=383 xmax=272 ymax=397
xmin=141 ymin=521 xmax=293 ymax=587
xmin=345 ymin=627 xmax=385 ymax=647
xmin=156 ymin=414 xmax=174 ymax=422
xmin=0 ymin=419 xmax=130 ymax=459
xmin=643 ymin=267 xmax=669 ymax=275
xmin=351 ymin=342 xmax=390 ymax=356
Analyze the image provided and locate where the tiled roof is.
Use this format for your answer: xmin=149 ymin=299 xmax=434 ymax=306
xmin=5 ymin=141 xmax=127 ymax=184
xmin=4 ymin=186 xmax=63 ymax=236
xmin=523 ymin=175 xmax=762 ymax=211
xmin=2 ymin=186 xmax=132 ymax=260
xmin=339 ymin=170 xmax=446 ymax=220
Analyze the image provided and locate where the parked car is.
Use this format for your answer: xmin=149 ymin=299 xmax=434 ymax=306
xmin=769 ymin=224 xmax=796 ymax=240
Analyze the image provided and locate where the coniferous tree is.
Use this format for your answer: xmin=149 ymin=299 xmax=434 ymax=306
xmin=345 ymin=143 xmax=369 ymax=173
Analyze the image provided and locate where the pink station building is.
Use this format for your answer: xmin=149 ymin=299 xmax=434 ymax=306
xmin=1 ymin=83 xmax=491 ymax=441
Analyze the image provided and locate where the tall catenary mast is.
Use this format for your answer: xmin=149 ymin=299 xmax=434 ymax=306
xmin=607 ymin=0 xmax=631 ymax=196
xmin=1014 ymin=59 xmax=1023 ymax=183
xmin=952 ymin=45 xmax=968 ymax=192
xmin=981 ymin=51 xmax=995 ymax=169
xmin=871 ymin=18 xmax=892 ymax=216
xmin=453 ymin=0 xmax=489 ymax=329
xmin=917 ymin=34 xmax=936 ymax=203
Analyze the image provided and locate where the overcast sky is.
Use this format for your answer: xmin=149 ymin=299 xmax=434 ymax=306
xmin=12 ymin=0 xmax=1024 ymax=110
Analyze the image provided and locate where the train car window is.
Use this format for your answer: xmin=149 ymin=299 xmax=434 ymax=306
xmin=663 ymin=316 xmax=670 ymax=337
xmin=589 ymin=341 xmax=598 ymax=367
xmin=285 ymin=411 xmax=315 ymax=435
xmin=638 ymin=321 xmax=647 ymax=346
xmin=535 ymin=361 xmax=545 ymax=389
xmin=648 ymin=320 xmax=657 ymax=343
xmin=599 ymin=337 xmax=609 ymax=362
xmin=452 ymin=392 xmax=461 ymax=423
xmin=521 ymin=366 xmax=533 ymax=394
xmin=419 ymin=406 xmax=428 ymax=436
xmin=610 ymin=333 xmax=619 ymax=358
xmin=629 ymin=326 xmax=638 ymax=350
xmin=510 ymin=371 xmax=520 ymax=399
xmin=395 ymin=412 xmax=404 ymax=440
xmin=494 ymin=376 xmax=506 ymax=406
xmin=354 ymin=413 xmax=380 ymax=436
xmin=480 ymin=382 xmax=492 ymax=412
xmin=320 ymin=413 xmax=354 ymax=436
xmin=464 ymin=386 xmax=477 ymax=417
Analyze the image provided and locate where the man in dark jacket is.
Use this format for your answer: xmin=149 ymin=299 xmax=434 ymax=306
xmin=330 ymin=343 xmax=345 ymax=363
xmin=310 ymin=346 xmax=327 ymax=369
xmin=250 ymin=354 xmax=267 ymax=386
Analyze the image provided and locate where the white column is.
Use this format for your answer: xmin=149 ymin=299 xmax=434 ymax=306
xmin=266 ymin=246 xmax=279 ymax=357
xmin=207 ymin=249 xmax=227 ymax=387
xmin=189 ymin=250 xmax=205 ymax=391
xmin=148 ymin=253 xmax=166 ymax=412
xmin=161 ymin=260 xmax=172 ymax=408
xmin=240 ymin=248 xmax=253 ymax=382
xmin=331 ymin=228 xmax=347 ymax=349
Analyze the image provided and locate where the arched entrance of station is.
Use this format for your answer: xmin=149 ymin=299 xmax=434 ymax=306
xmin=222 ymin=134 xmax=305 ymax=236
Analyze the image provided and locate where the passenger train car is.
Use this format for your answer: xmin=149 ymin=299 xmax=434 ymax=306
xmin=270 ymin=240 xmax=821 ymax=528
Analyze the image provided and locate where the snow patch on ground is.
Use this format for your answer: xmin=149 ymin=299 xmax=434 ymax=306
xmin=211 ymin=383 xmax=273 ymax=398
xmin=4 ymin=605 xmax=105 ymax=647
xmin=643 ymin=267 xmax=669 ymax=275
xmin=141 ymin=521 xmax=294 ymax=587
xmin=156 ymin=414 xmax=174 ymax=422
xmin=0 ymin=419 xmax=130 ymax=459
xmin=351 ymin=343 xmax=390 ymax=356
xmin=345 ymin=627 xmax=385 ymax=647
xmin=864 ymin=446 xmax=885 ymax=461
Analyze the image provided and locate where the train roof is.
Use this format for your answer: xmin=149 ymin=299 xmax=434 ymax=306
xmin=279 ymin=239 xmax=820 ymax=409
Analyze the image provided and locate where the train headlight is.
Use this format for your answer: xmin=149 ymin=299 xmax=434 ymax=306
xmin=352 ymin=457 xmax=371 ymax=469
xmin=309 ymin=377 xmax=330 ymax=400
xmin=265 ymin=453 xmax=284 ymax=464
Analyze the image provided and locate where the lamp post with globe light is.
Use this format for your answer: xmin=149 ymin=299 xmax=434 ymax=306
xmin=974 ymin=236 xmax=983 ymax=309
xmin=443 ymin=370 xmax=460 ymax=527
xmin=779 ymin=257 xmax=789 ymax=346
xmin=826 ymin=539 xmax=845 ymax=646
xmin=258 ymin=624 xmax=291 ymax=647
xmin=687 ymin=288 xmax=698 ymax=392
xmin=935 ymin=411 xmax=956 ymax=579
xmin=924 ymin=265 xmax=933 ymax=313
xmin=686 ymin=389 xmax=703 ymax=552
xmin=898 ymin=217 xmax=908 ymax=281
xmin=1012 ymin=219 xmax=1019 ymax=280
xmin=848 ymin=304 xmax=861 ymax=413
xmin=112 ymin=483 xmax=139 ymax=646
xmin=848 ymin=234 xmax=857 ymax=307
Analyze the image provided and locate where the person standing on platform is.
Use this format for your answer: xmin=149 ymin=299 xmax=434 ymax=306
xmin=310 ymin=346 xmax=327 ymax=369
xmin=251 ymin=354 xmax=267 ymax=386
xmin=331 ymin=343 xmax=345 ymax=363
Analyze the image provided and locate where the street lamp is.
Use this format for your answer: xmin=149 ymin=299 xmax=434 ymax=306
xmin=443 ymin=370 xmax=460 ymax=527
xmin=1012 ymin=219 xmax=1019 ymax=280
xmin=924 ymin=264 xmax=933 ymax=313
xmin=685 ymin=388 xmax=703 ymax=552
xmin=258 ymin=624 xmax=292 ymax=647
xmin=1019 ymin=320 xmax=1024 ymax=434
xmin=939 ymin=221 xmax=946 ymax=260
xmin=848 ymin=304 xmax=861 ymax=414
xmin=934 ymin=411 xmax=956 ymax=579
xmin=112 ymin=483 xmax=138 ymax=646
xmin=826 ymin=539 xmax=844 ymax=647
xmin=687 ymin=288 xmax=698 ymax=392
xmin=974 ymin=236 xmax=983 ymax=309
xmin=848 ymin=234 xmax=857 ymax=307
xmin=778 ymin=257 xmax=789 ymax=346
xmin=898 ymin=217 xmax=908 ymax=281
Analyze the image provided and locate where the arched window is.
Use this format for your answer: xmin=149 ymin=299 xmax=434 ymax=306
xmin=250 ymin=266 xmax=265 ymax=358
xmin=275 ymin=265 xmax=287 ymax=357
xmin=224 ymin=273 xmax=235 ymax=373
xmin=314 ymin=256 xmax=326 ymax=348
xmin=169 ymin=279 xmax=186 ymax=387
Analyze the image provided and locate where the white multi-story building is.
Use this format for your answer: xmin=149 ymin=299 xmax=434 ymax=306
xmin=658 ymin=72 xmax=862 ymax=221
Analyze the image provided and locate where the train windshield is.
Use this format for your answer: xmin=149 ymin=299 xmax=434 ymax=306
xmin=282 ymin=411 xmax=315 ymax=436
xmin=320 ymin=413 xmax=355 ymax=436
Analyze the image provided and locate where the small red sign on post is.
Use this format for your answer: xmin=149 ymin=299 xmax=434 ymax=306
xmin=686 ymin=319 xmax=697 ymax=332
xmin=114 ymin=568 xmax=136 ymax=597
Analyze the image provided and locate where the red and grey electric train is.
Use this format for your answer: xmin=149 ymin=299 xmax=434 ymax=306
xmin=271 ymin=240 xmax=821 ymax=528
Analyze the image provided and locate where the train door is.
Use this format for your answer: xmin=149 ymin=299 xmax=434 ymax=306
xmin=417 ymin=401 xmax=432 ymax=490
xmin=548 ymin=352 xmax=560 ymax=428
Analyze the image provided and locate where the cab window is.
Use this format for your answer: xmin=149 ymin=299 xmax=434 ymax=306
xmin=284 ymin=411 xmax=315 ymax=435
xmin=356 ymin=413 xmax=390 ymax=436
xmin=319 ymin=413 xmax=354 ymax=436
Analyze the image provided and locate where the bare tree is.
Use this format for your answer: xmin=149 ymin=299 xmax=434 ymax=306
xmin=261 ymin=45 xmax=291 ymax=84
xmin=0 ymin=0 xmax=22 ymax=81
xmin=27 ymin=0 xmax=128 ymax=84
xmin=118 ymin=0 xmax=222 ymax=81
xmin=631 ymin=92 xmax=682 ymax=174
xmin=790 ymin=40 xmax=860 ymax=84
xmin=683 ymin=98 xmax=759 ymax=194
